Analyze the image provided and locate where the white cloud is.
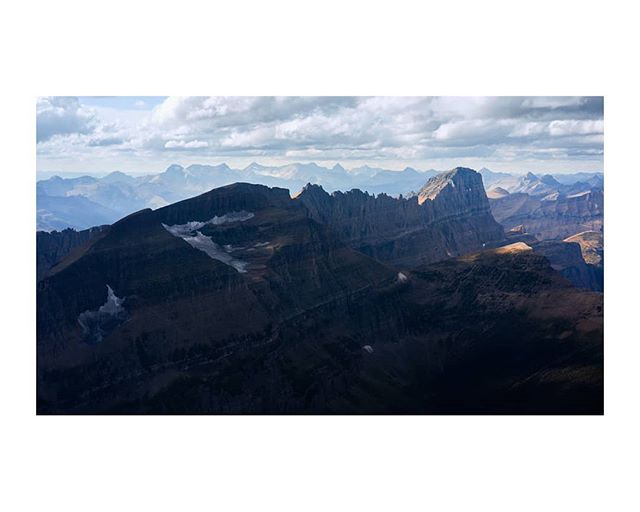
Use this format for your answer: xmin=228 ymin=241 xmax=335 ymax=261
xmin=37 ymin=96 xmax=604 ymax=172
xmin=164 ymin=139 xmax=209 ymax=149
xmin=509 ymin=122 xmax=549 ymax=138
xmin=521 ymin=97 xmax=586 ymax=109
xmin=548 ymin=120 xmax=604 ymax=136
xmin=432 ymin=119 xmax=513 ymax=144
xmin=37 ymin=97 xmax=97 ymax=142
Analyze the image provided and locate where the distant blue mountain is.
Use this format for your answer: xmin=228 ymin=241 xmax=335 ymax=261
xmin=37 ymin=193 xmax=121 ymax=231
xmin=36 ymin=162 xmax=446 ymax=230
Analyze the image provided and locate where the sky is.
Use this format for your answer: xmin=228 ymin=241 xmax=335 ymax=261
xmin=36 ymin=96 xmax=604 ymax=175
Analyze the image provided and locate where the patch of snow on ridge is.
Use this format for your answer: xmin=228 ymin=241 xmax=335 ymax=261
xmin=567 ymin=191 xmax=590 ymax=199
xmin=208 ymin=211 xmax=255 ymax=225
xmin=162 ymin=211 xmax=254 ymax=272
xmin=397 ymin=272 xmax=408 ymax=283
xmin=77 ymin=285 xmax=127 ymax=344
xmin=180 ymin=231 xmax=249 ymax=272
xmin=100 ymin=285 xmax=125 ymax=315
xmin=163 ymin=211 xmax=254 ymax=237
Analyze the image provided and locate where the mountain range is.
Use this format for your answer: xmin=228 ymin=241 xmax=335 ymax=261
xmin=486 ymin=171 xmax=603 ymax=241
xmin=36 ymin=162 xmax=438 ymax=231
xmin=37 ymin=162 xmax=601 ymax=232
xmin=37 ymin=168 xmax=603 ymax=414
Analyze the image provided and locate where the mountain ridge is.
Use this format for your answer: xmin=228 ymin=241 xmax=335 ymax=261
xmin=296 ymin=167 xmax=505 ymax=267
xmin=37 ymin=162 xmax=603 ymax=231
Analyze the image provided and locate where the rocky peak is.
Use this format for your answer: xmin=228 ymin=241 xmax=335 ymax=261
xmin=186 ymin=163 xmax=231 ymax=174
xmin=156 ymin=182 xmax=293 ymax=226
xmin=417 ymin=167 xmax=483 ymax=204
xmin=164 ymin=164 xmax=185 ymax=175
xmin=296 ymin=167 xmax=504 ymax=267
xmin=299 ymin=182 xmax=328 ymax=195
xmin=540 ymin=174 xmax=561 ymax=186
xmin=487 ymin=186 xmax=510 ymax=199
xmin=243 ymin=162 xmax=266 ymax=172
xmin=294 ymin=183 xmax=334 ymax=222
xmin=102 ymin=171 xmax=133 ymax=183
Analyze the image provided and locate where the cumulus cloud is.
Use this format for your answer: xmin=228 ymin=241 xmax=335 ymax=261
xmin=36 ymin=96 xmax=604 ymax=171
xmin=432 ymin=119 xmax=513 ymax=143
xmin=164 ymin=139 xmax=209 ymax=149
xmin=37 ymin=97 xmax=97 ymax=143
xmin=548 ymin=119 xmax=604 ymax=136
xmin=87 ymin=136 xmax=125 ymax=147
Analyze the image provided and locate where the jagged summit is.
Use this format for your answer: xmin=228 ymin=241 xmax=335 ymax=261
xmin=296 ymin=182 xmax=385 ymax=203
xmin=540 ymin=174 xmax=561 ymax=186
xmin=243 ymin=161 xmax=266 ymax=172
xmin=296 ymin=167 xmax=503 ymax=267
xmin=299 ymin=182 xmax=326 ymax=193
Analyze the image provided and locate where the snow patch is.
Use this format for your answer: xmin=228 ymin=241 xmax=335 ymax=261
xmin=163 ymin=211 xmax=254 ymax=237
xmin=162 ymin=211 xmax=254 ymax=273
xmin=567 ymin=191 xmax=590 ymax=199
xmin=397 ymin=272 xmax=408 ymax=283
xmin=223 ymin=244 xmax=244 ymax=252
xmin=179 ymin=231 xmax=249 ymax=272
xmin=77 ymin=285 xmax=127 ymax=344
xmin=362 ymin=345 xmax=374 ymax=354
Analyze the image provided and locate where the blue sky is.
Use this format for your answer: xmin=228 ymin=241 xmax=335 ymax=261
xmin=36 ymin=96 xmax=604 ymax=175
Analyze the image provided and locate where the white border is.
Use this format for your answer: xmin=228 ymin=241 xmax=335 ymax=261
xmin=2 ymin=2 xmax=639 ymax=511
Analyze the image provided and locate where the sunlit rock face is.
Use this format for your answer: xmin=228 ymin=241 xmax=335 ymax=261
xmin=529 ymin=240 xmax=603 ymax=292
xmin=564 ymin=231 xmax=603 ymax=267
xmin=296 ymin=168 xmax=504 ymax=267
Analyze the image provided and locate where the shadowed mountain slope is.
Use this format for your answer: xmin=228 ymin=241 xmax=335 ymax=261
xmin=296 ymin=168 xmax=505 ymax=267
xmin=37 ymin=226 xmax=109 ymax=281
xmin=37 ymin=180 xmax=603 ymax=414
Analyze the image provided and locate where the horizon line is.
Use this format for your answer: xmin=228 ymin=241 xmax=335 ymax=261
xmin=36 ymin=161 xmax=604 ymax=179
